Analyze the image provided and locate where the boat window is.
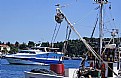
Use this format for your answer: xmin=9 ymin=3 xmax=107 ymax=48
xmin=39 ymin=48 xmax=45 ymax=52
xmin=46 ymin=48 xmax=50 ymax=52
xmin=19 ymin=51 xmax=26 ymax=53
xmin=29 ymin=51 xmax=36 ymax=54
xmin=19 ymin=51 xmax=35 ymax=54
xmin=31 ymin=47 xmax=45 ymax=52
xmin=50 ymin=49 xmax=60 ymax=52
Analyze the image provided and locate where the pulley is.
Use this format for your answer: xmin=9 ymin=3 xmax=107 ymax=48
xmin=55 ymin=13 xmax=64 ymax=23
xmin=94 ymin=0 xmax=108 ymax=3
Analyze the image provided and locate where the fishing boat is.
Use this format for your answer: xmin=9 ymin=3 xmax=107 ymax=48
xmin=25 ymin=0 xmax=121 ymax=77
xmin=5 ymin=47 xmax=63 ymax=65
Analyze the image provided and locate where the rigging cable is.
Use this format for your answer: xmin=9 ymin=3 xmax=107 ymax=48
xmin=65 ymin=24 xmax=69 ymax=50
xmin=66 ymin=25 xmax=71 ymax=41
xmin=109 ymin=4 xmax=117 ymax=29
xmin=91 ymin=13 xmax=99 ymax=38
xmin=53 ymin=23 xmax=61 ymax=42
xmin=63 ymin=24 xmax=71 ymax=53
xmin=73 ymin=6 xmax=99 ymax=27
xmin=51 ymin=23 xmax=58 ymax=44
xmin=103 ymin=4 xmax=112 ymax=34
xmin=65 ymin=24 xmax=69 ymax=41
xmin=103 ymin=3 xmax=117 ymax=34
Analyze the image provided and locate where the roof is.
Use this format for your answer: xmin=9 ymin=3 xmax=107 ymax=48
xmin=0 ymin=45 xmax=10 ymax=48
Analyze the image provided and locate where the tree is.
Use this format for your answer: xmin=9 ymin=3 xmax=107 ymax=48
xmin=0 ymin=41 xmax=2 ymax=44
xmin=41 ymin=42 xmax=49 ymax=47
xmin=6 ymin=42 xmax=11 ymax=46
xmin=9 ymin=46 xmax=18 ymax=54
xmin=15 ymin=41 xmax=19 ymax=47
xmin=19 ymin=43 xmax=27 ymax=50
xmin=28 ymin=41 xmax=35 ymax=48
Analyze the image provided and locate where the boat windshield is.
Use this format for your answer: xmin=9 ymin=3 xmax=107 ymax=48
xmin=48 ymin=48 xmax=61 ymax=52
xmin=19 ymin=51 xmax=36 ymax=54
xmin=31 ymin=47 xmax=45 ymax=52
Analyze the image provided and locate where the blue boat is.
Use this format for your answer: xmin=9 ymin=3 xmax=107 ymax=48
xmin=5 ymin=47 xmax=64 ymax=65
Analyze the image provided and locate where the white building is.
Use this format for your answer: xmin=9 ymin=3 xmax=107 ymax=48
xmin=0 ymin=45 xmax=10 ymax=52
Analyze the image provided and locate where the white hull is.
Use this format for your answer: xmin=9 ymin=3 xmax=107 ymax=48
xmin=6 ymin=56 xmax=63 ymax=65
xmin=6 ymin=58 xmax=47 ymax=65
xmin=25 ymin=68 xmax=78 ymax=78
xmin=25 ymin=71 xmax=64 ymax=78
xmin=5 ymin=49 xmax=63 ymax=65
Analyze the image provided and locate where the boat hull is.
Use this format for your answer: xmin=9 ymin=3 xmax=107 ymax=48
xmin=24 ymin=68 xmax=78 ymax=78
xmin=6 ymin=57 xmax=62 ymax=65
xmin=25 ymin=71 xmax=64 ymax=78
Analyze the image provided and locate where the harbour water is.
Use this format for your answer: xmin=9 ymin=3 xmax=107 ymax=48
xmin=0 ymin=58 xmax=89 ymax=78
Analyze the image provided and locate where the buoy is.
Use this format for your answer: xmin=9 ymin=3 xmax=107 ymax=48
xmin=50 ymin=63 xmax=64 ymax=76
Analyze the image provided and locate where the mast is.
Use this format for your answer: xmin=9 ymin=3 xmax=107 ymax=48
xmin=94 ymin=0 xmax=108 ymax=57
xmin=99 ymin=3 xmax=103 ymax=55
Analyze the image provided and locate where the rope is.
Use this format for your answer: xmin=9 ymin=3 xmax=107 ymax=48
xmin=65 ymin=25 xmax=69 ymax=41
xmin=51 ymin=23 xmax=58 ymax=44
xmin=63 ymin=24 xmax=71 ymax=54
xmin=91 ymin=14 xmax=99 ymax=38
xmin=108 ymin=4 xmax=117 ymax=29
xmin=68 ymin=28 xmax=71 ymax=40
xmin=64 ymin=25 xmax=69 ymax=50
xmin=73 ymin=6 xmax=98 ymax=26
xmin=103 ymin=3 xmax=117 ymax=34
xmin=53 ymin=23 xmax=61 ymax=42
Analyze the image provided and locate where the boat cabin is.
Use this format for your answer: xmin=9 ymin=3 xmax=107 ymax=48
xmin=31 ymin=47 xmax=61 ymax=53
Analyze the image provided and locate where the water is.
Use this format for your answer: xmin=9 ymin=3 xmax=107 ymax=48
xmin=0 ymin=59 xmax=89 ymax=78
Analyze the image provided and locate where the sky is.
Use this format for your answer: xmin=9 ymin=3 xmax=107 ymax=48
xmin=0 ymin=0 xmax=121 ymax=44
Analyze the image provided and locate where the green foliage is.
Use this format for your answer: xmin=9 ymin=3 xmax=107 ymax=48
xmin=9 ymin=45 xmax=18 ymax=54
xmin=19 ymin=43 xmax=27 ymax=50
xmin=0 ymin=41 xmax=2 ymax=45
xmin=15 ymin=41 xmax=19 ymax=47
xmin=6 ymin=42 xmax=11 ymax=46
xmin=41 ymin=42 xmax=49 ymax=47
xmin=28 ymin=41 xmax=35 ymax=48
xmin=2 ymin=37 xmax=120 ymax=55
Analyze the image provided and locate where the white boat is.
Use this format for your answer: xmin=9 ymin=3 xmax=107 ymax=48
xmin=5 ymin=47 xmax=64 ymax=65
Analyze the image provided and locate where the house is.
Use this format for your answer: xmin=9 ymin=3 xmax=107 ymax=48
xmin=0 ymin=45 xmax=10 ymax=52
